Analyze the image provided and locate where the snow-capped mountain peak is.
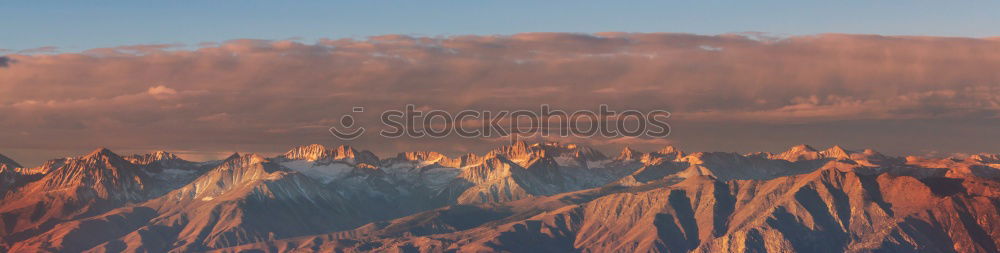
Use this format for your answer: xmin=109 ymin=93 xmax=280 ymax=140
xmin=123 ymin=150 xmax=184 ymax=165
xmin=772 ymin=144 xmax=822 ymax=161
xmin=35 ymin=148 xmax=147 ymax=199
xmin=616 ymin=146 xmax=642 ymax=161
xmin=283 ymin=144 xmax=380 ymax=165
xmin=85 ymin=147 xmax=118 ymax=159
xmin=820 ymin=145 xmax=853 ymax=159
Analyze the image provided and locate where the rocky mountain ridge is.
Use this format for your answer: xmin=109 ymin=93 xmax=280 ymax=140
xmin=0 ymin=143 xmax=997 ymax=252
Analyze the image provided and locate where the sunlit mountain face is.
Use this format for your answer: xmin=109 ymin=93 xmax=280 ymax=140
xmin=0 ymin=143 xmax=997 ymax=252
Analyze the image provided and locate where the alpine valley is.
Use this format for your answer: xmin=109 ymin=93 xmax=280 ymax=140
xmin=1 ymin=142 xmax=998 ymax=252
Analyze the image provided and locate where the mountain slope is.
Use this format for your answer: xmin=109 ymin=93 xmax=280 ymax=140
xmin=218 ymin=146 xmax=1000 ymax=253
xmin=8 ymin=153 xmax=365 ymax=252
xmin=450 ymin=142 xmax=641 ymax=204
xmin=0 ymin=153 xmax=39 ymax=195
xmin=3 ymin=143 xmax=999 ymax=252
xmin=0 ymin=148 xmax=155 ymax=247
xmin=277 ymin=144 xmax=451 ymax=221
xmin=273 ymin=142 xmax=641 ymax=221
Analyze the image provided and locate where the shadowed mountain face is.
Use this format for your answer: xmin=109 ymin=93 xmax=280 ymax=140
xmin=1 ymin=143 xmax=998 ymax=252
xmin=0 ymin=154 xmax=20 ymax=170
xmin=0 ymin=154 xmax=33 ymax=195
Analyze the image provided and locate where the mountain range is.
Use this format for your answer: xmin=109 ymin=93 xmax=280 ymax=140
xmin=0 ymin=142 xmax=998 ymax=252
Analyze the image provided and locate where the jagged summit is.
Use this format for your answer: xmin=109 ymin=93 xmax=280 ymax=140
xmin=67 ymin=148 xmax=144 ymax=174
xmin=772 ymin=144 xmax=828 ymax=162
xmin=652 ymin=145 xmax=684 ymax=160
xmin=123 ymin=150 xmax=186 ymax=166
xmin=397 ymin=151 xmax=448 ymax=161
xmin=970 ymin=153 xmax=1000 ymax=163
xmin=487 ymin=141 xmax=533 ymax=159
xmin=820 ymin=145 xmax=854 ymax=158
xmin=168 ymin=152 xmax=285 ymax=202
xmin=220 ymin=152 xmax=267 ymax=167
xmin=0 ymin=147 xmax=152 ymax=216
xmin=84 ymin=147 xmax=120 ymax=159
xmin=789 ymin=144 xmax=818 ymax=152
xmin=616 ymin=146 xmax=642 ymax=161
xmin=765 ymin=144 xmax=893 ymax=165
xmin=657 ymin=145 xmax=681 ymax=155
xmin=0 ymin=153 xmax=22 ymax=170
xmin=768 ymin=144 xmax=815 ymax=157
xmin=827 ymin=145 xmax=848 ymax=152
xmin=393 ymin=141 xmax=611 ymax=169
xmin=283 ymin=144 xmax=379 ymax=165
xmin=150 ymin=150 xmax=179 ymax=160
xmin=485 ymin=141 xmax=611 ymax=162
xmin=283 ymin=144 xmax=331 ymax=161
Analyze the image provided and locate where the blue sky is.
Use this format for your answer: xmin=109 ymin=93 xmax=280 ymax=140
xmin=3 ymin=1 xmax=998 ymax=52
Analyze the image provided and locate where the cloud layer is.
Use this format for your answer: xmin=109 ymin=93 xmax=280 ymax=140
xmin=2 ymin=33 xmax=999 ymax=165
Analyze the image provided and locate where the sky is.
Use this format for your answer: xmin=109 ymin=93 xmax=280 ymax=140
xmin=1 ymin=2 xmax=999 ymax=166
xmin=3 ymin=1 xmax=999 ymax=52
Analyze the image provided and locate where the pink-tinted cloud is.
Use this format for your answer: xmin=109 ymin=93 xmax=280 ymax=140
xmin=1 ymin=33 xmax=999 ymax=165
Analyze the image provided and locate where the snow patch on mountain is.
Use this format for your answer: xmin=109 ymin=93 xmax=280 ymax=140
xmin=279 ymin=160 xmax=354 ymax=183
